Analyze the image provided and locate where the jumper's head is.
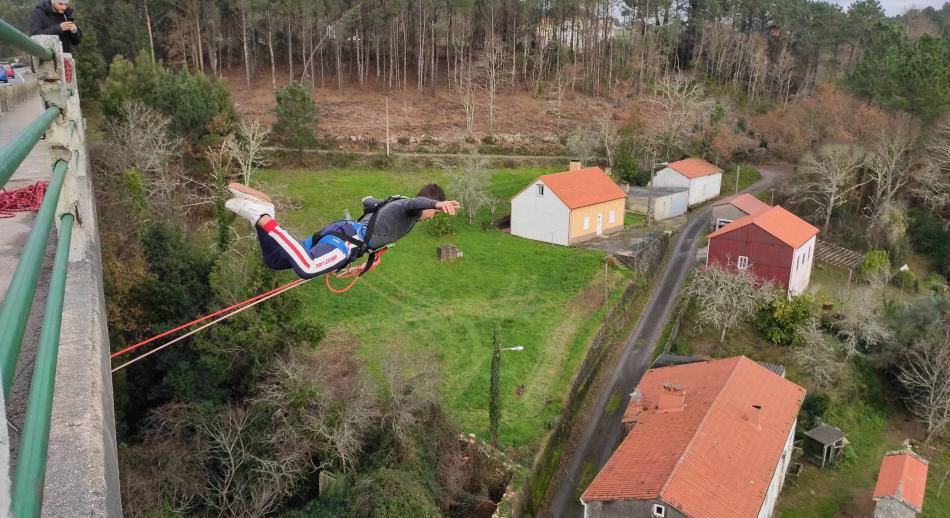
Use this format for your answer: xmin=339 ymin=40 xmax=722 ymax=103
xmin=417 ymin=183 xmax=446 ymax=221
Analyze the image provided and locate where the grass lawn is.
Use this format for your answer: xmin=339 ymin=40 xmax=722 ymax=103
xmin=722 ymin=164 xmax=762 ymax=195
xmin=256 ymin=166 xmax=631 ymax=454
xmin=671 ymin=266 xmax=949 ymax=517
xmin=624 ymin=212 xmax=646 ymax=227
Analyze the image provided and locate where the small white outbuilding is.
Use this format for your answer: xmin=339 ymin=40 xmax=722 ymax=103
xmin=650 ymin=158 xmax=723 ymax=206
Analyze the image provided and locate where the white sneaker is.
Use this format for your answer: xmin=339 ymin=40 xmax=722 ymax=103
xmin=228 ymin=182 xmax=273 ymax=203
xmin=225 ymin=197 xmax=275 ymax=225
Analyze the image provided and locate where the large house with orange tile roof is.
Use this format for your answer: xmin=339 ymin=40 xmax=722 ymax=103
xmin=581 ymin=356 xmax=805 ymax=518
xmin=873 ymin=449 xmax=929 ymax=518
xmin=706 ymin=205 xmax=819 ymax=296
xmin=711 ymin=193 xmax=771 ymax=229
xmin=651 ymin=158 xmax=723 ymax=207
xmin=510 ymin=163 xmax=626 ymax=246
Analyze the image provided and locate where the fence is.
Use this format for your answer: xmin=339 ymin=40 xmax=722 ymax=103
xmin=0 ymin=17 xmax=87 ymax=518
xmin=515 ymin=231 xmax=670 ymax=516
xmin=0 ymin=77 xmax=39 ymax=112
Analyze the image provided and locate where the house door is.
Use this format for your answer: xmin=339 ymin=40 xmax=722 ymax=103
xmin=596 ymin=214 xmax=603 ymax=235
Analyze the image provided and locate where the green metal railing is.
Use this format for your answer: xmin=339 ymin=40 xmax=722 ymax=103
xmin=0 ymin=17 xmax=77 ymax=518
xmin=0 ymin=18 xmax=53 ymax=61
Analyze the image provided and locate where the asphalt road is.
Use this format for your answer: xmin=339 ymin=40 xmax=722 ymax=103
xmin=546 ymin=165 xmax=789 ymax=518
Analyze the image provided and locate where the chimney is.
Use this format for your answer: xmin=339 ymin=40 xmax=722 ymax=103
xmin=657 ymin=382 xmax=686 ymax=413
xmin=569 ymin=161 xmax=582 ymax=171
xmin=747 ymin=404 xmax=763 ymax=430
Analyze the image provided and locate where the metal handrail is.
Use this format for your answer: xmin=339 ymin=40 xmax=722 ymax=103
xmin=0 ymin=159 xmax=68 ymax=397
xmin=0 ymin=18 xmax=53 ymax=61
xmin=10 ymin=212 xmax=73 ymax=518
xmin=0 ymin=107 xmax=60 ymax=188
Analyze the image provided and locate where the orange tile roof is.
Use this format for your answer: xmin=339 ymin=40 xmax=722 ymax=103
xmin=708 ymin=205 xmax=819 ymax=248
xmin=714 ymin=193 xmax=771 ymax=216
xmin=582 ymin=357 xmax=806 ymax=518
xmin=537 ymin=167 xmax=627 ymax=209
xmin=667 ymin=158 xmax=723 ymax=179
xmin=873 ymin=451 xmax=929 ymax=512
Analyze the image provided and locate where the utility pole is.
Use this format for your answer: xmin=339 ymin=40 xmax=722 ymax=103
xmin=489 ymin=326 xmax=501 ymax=447
xmin=735 ymin=164 xmax=740 ymax=194
xmin=648 ymin=149 xmax=656 ymax=225
xmin=385 ymin=96 xmax=391 ymax=157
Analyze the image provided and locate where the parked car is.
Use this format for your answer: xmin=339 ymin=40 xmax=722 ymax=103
xmin=0 ymin=66 xmax=8 ymax=83
xmin=0 ymin=63 xmax=15 ymax=79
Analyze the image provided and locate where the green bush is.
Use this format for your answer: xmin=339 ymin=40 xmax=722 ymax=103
xmin=614 ymin=140 xmax=648 ymax=186
xmin=150 ymin=70 xmax=236 ymax=137
xmin=923 ymin=273 xmax=947 ymax=294
xmin=101 ymin=51 xmax=163 ymax=119
xmin=425 ymin=212 xmax=456 ymax=237
xmin=891 ymin=269 xmax=917 ymax=292
xmin=397 ymin=136 xmax=410 ymax=145
xmin=754 ymin=295 xmax=816 ymax=345
xmin=351 ymin=469 xmax=441 ymax=518
xmin=858 ymin=250 xmax=890 ymax=283
xmin=908 ymin=207 xmax=950 ymax=276
xmin=273 ymin=82 xmax=318 ymax=153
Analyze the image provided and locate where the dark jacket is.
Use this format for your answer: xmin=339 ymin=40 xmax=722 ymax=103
xmin=29 ymin=0 xmax=82 ymax=53
xmin=358 ymin=196 xmax=439 ymax=249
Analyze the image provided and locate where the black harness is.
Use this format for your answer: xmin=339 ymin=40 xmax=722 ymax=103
xmin=315 ymin=196 xmax=405 ymax=276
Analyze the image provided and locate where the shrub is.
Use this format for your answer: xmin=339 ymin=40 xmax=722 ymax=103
xmin=481 ymin=134 xmax=497 ymax=145
xmin=614 ymin=140 xmax=648 ymax=186
xmin=799 ymin=392 xmax=830 ymax=430
xmin=754 ymin=295 xmax=816 ymax=345
xmin=858 ymin=250 xmax=891 ymax=283
xmin=351 ymin=469 xmax=441 ymax=518
xmin=425 ymin=212 xmax=456 ymax=237
xmin=908 ymin=207 xmax=950 ymax=276
xmin=273 ymin=82 xmax=318 ymax=153
xmin=923 ymin=273 xmax=947 ymax=294
xmin=892 ymin=269 xmax=917 ymax=292
xmin=150 ymin=70 xmax=236 ymax=138
xmin=101 ymin=51 xmax=163 ymax=119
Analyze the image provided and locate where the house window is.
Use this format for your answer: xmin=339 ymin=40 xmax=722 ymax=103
xmin=737 ymin=256 xmax=749 ymax=269
xmin=609 ymin=210 xmax=616 ymax=224
xmin=653 ymin=504 xmax=666 ymax=517
xmin=537 ymin=184 xmax=545 ymax=196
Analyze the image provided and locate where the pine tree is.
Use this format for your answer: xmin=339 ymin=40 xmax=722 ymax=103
xmin=273 ymin=81 xmax=318 ymax=156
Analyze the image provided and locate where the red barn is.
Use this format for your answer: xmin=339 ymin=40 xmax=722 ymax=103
xmin=706 ymin=206 xmax=819 ymax=296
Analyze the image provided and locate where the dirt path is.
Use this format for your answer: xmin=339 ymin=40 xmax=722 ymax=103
xmin=544 ymin=164 xmax=791 ymax=517
xmin=265 ymin=146 xmax=576 ymax=162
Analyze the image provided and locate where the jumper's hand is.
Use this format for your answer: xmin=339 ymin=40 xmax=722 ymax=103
xmin=436 ymin=200 xmax=461 ymax=215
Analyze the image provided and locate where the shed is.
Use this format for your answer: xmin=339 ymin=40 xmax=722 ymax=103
xmin=626 ymin=186 xmax=689 ymax=221
xmin=650 ymin=158 xmax=723 ymax=206
xmin=873 ymin=449 xmax=929 ymax=518
xmin=711 ymin=193 xmax=771 ymax=229
xmin=804 ymin=423 xmax=847 ymax=468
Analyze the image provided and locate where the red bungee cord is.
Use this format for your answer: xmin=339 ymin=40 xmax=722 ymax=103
xmin=0 ymin=181 xmax=48 ymax=218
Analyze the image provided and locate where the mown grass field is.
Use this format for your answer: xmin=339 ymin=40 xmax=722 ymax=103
xmin=256 ymin=166 xmax=630 ymax=453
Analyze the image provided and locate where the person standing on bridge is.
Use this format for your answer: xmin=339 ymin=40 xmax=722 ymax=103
xmin=225 ymin=182 xmax=461 ymax=280
xmin=29 ymin=0 xmax=82 ymax=54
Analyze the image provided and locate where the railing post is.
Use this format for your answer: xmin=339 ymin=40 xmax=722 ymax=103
xmin=30 ymin=35 xmax=85 ymax=261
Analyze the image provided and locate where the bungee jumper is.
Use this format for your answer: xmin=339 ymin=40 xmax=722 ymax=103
xmin=224 ymin=182 xmax=461 ymax=282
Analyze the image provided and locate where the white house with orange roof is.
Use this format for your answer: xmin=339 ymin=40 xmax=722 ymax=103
xmin=873 ymin=449 xmax=929 ymax=518
xmin=581 ymin=356 xmax=805 ymax=518
xmin=510 ymin=163 xmax=626 ymax=246
xmin=651 ymin=158 xmax=723 ymax=206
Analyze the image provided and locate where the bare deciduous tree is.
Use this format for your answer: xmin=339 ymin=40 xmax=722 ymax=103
xmin=107 ymin=100 xmax=181 ymax=202
xmin=646 ymin=75 xmax=712 ymax=160
xmin=791 ymin=144 xmax=866 ymax=233
xmin=686 ymin=264 xmax=776 ymax=343
xmin=834 ymin=288 xmax=894 ymax=358
xmin=475 ymin=34 xmax=511 ymax=133
xmin=897 ymin=327 xmax=950 ymax=444
xmin=378 ymin=347 xmax=441 ymax=460
xmin=913 ymin=118 xmax=950 ymax=210
xmin=598 ymin=112 xmax=619 ymax=168
xmin=567 ymin=126 xmax=600 ymax=166
xmin=448 ymin=160 xmax=490 ymax=225
xmin=864 ymin=123 xmax=917 ymax=244
xmin=794 ymin=320 xmax=845 ymax=391
xmin=226 ymin=119 xmax=272 ymax=186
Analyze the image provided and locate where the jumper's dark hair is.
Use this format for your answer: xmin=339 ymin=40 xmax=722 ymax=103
xmin=417 ymin=183 xmax=446 ymax=201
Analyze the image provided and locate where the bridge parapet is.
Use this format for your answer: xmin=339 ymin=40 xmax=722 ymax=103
xmin=0 ymin=19 xmax=120 ymax=518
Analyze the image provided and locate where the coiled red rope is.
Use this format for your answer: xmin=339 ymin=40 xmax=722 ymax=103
xmin=0 ymin=181 xmax=48 ymax=218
